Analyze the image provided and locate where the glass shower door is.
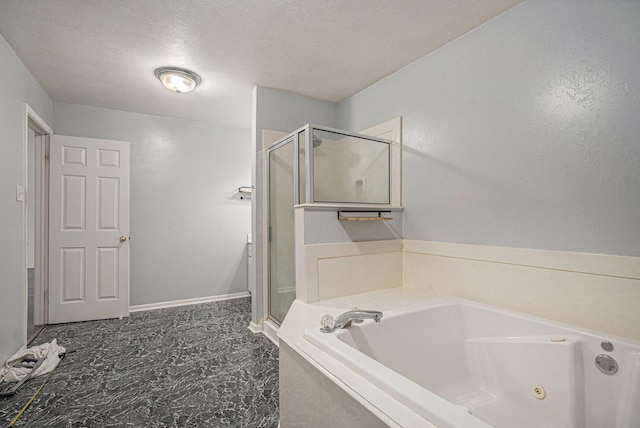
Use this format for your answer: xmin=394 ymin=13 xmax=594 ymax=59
xmin=267 ymin=139 xmax=295 ymax=324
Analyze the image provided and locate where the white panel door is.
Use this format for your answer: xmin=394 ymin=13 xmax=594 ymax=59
xmin=49 ymin=135 xmax=130 ymax=324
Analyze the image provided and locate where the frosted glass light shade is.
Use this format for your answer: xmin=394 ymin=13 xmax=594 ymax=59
xmin=154 ymin=67 xmax=201 ymax=93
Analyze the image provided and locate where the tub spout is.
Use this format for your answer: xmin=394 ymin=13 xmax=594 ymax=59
xmin=332 ymin=310 xmax=383 ymax=330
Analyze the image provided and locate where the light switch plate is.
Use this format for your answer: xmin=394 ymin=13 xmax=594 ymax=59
xmin=16 ymin=184 xmax=25 ymax=202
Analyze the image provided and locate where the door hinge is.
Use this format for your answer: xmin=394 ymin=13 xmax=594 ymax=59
xmin=45 ymin=151 xmax=50 ymax=160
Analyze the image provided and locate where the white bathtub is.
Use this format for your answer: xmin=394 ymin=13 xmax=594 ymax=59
xmin=304 ymin=296 xmax=640 ymax=428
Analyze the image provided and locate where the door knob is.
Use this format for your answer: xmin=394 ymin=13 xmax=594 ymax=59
xmin=120 ymin=236 xmax=127 ymax=242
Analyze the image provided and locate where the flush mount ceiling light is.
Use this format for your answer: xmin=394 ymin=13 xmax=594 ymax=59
xmin=154 ymin=67 xmax=201 ymax=93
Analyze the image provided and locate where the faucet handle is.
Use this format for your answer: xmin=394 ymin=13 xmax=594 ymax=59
xmin=320 ymin=315 xmax=335 ymax=333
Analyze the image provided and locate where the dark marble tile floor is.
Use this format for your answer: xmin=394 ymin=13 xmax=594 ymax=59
xmin=0 ymin=297 xmax=279 ymax=427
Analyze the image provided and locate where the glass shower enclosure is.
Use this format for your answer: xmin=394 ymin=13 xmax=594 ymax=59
xmin=266 ymin=124 xmax=394 ymax=324
xmin=267 ymin=137 xmax=296 ymax=324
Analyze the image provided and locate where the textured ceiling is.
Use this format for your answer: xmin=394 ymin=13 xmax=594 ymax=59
xmin=0 ymin=0 xmax=522 ymax=128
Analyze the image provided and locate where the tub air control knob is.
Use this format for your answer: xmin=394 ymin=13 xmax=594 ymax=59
xmin=595 ymin=354 xmax=618 ymax=374
xmin=601 ymin=341 xmax=614 ymax=352
xmin=532 ymin=384 xmax=546 ymax=400
xmin=320 ymin=315 xmax=335 ymax=333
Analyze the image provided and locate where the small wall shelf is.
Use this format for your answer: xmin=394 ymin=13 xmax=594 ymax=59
xmin=337 ymin=210 xmax=392 ymax=221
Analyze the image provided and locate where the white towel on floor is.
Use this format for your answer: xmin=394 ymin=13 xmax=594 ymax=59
xmin=0 ymin=339 xmax=66 ymax=383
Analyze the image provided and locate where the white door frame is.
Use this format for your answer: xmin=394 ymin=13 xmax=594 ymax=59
xmin=23 ymin=104 xmax=53 ymax=341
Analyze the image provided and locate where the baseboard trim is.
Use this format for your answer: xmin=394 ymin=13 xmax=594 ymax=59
xmin=129 ymin=292 xmax=251 ymax=313
xmin=248 ymin=321 xmax=264 ymax=333
xmin=263 ymin=319 xmax=280 ymax=347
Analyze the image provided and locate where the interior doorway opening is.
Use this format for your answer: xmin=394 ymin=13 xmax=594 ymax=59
xmin=25 ymin=105 xmax=52 ymax=345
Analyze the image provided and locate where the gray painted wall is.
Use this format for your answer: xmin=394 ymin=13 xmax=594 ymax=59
xmin=54 ymin=103 xmax=251 ymax=306
xmin=250 ymin=87 xmax=337 ymax=325
xmin=254 ymin=87 xmax=337 ymax=135
xmin=338 ymin=0 xmax=640 ymax=257
xmin=304 ymin=210 xmax=402 ymax=244
xmin=0 ymin=35 xmax=53 ymax=363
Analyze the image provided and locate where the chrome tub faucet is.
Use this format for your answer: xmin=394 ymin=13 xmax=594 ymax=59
xmin=320 ymin=309 xmax=383 ymax=333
